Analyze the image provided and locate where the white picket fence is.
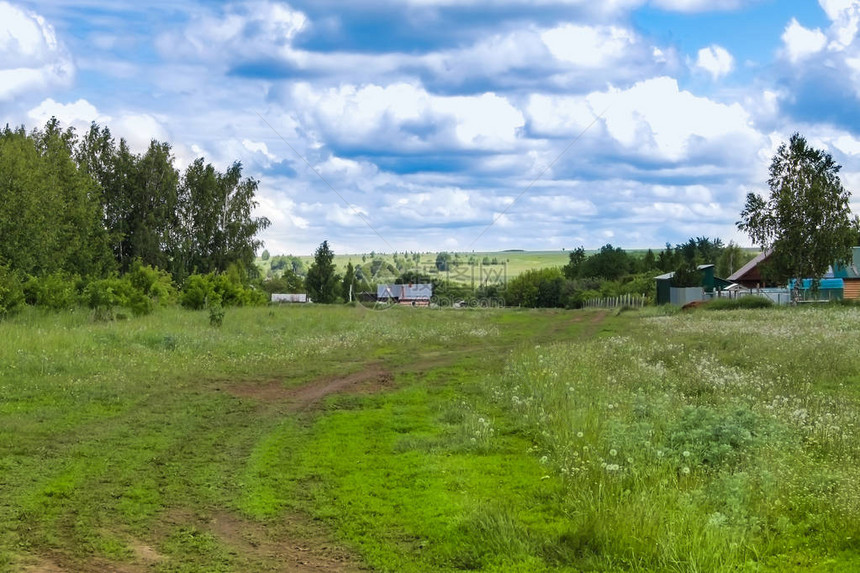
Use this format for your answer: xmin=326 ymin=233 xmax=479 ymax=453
xmin=583 ymin=293 xmax=648 ymax=309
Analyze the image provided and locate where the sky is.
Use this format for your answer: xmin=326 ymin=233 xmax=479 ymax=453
xmin=3 ymin=0 xmax=860 ymax=255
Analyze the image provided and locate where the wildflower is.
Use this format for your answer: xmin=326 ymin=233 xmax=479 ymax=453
xmin=605 ymin=464 xmax=621 ymax=472
xmin=540 ymin=455 xmax=549 ymax=465
xmin=478 ymin=418 xmax=485 ymax=424
xmin=656 ymin=450 xmax=664 ymax=458
xmin=682 ymin=450 xmax=690 ymax=458
xmin=627 ymin=457 xmax=634 ymax=464
xmin=609 ymin=449 xmax=617 ymax=457
xmin=470 ymin=437 xmax=476 ymax=443
xmin=681 ymin=466 xmax=690 ymax=475
xmin=576 ymin=432 xmax=584 ymax=438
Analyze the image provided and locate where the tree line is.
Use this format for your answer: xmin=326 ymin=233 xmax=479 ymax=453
xmin=0 ymin=119 xmax=270 ymax=317
xmin=0 ymin=119 xmax=269 ymax=281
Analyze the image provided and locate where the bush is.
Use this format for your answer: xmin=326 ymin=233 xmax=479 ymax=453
xmin=0 ymin=264 xmax=24 ymax=317
xmin=706 ymin=296 xmax=774 ymax=310
xmin=181 ymin=274 xmax=218 ymax=310
xmin=24 ymin=272 xmax=81 ymax=311
xmin=127 ymin=260 xmax=176 ymax=305
xmin=82 ymin=277 xmax=133 ymax=320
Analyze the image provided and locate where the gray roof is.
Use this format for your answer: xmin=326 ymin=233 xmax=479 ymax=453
xmin=727 ymin=249 xmax=771 ymax=282
xmin=377 ymin=283 xmax=433 ymax=300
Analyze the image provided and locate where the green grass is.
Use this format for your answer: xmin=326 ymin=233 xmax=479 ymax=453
xmin=2 ymin=304 xmax=860 ymax=571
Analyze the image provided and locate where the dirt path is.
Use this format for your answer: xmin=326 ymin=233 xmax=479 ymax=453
xmin=228 ymin=365 xmax=393 ymax=410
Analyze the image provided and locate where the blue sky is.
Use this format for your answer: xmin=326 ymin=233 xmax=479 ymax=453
xmin=4 ymin=0 xmax=860 ymax=255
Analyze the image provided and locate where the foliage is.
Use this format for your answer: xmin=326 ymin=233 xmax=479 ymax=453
xmin=260 ymin=270 xmax=305 ymax=296
xmin=671 ymin=261 xmax=701 ymax=287
xmin=562 ymin=247 xmax=587 ymax=279
xmin=181 ymin=265 xmax=266 ymax=310
xmin=581 ymin=244 xmax=632 ymax=280
xmin=0 ymin=263 xmax=24 ymax=318
xmin=738 ymin=133 xmax=859 ymax=286
xmin=305 ymin=241 xmax=341 ymax=303
xmin=23 ymin=271 xmax=81 ymax=311
xmin=341 ymin=262 xmax=356 ymax=302
xmin=505 ymin=267 xmax=566 ymax=307
xmin=0 ymin=122 xmax=113 ymax=278
xmin=208 ymin=301 xmax=224 ymax=327
xmin=2 ymin=119 xmax=270 ymax=284
xmin=716 ymin=241 xmax=752 ymax=278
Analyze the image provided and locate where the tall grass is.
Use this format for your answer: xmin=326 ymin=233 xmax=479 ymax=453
xmin=487 ymin=307 xmax=860 ymax=570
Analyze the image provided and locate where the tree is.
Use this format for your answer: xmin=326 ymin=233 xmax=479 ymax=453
xmin=305 ymin=240 xmax=340 ymax=303
xmin=717 ymin=241 xmax=749 ymax=278
xmin=261 ymin=249 xmax=270 ymax=261
xmin=435 ymin=252 xmax=451 ymax=272
xmin=562 ymin=247 xmax=586 ymax=279
xmin=341 ymin=261 xmax=356 ymax=302
xmin=581 ymin=244 xmax=632 ymax=281
xmin=738 ymin=133 xmax=859 ymax=293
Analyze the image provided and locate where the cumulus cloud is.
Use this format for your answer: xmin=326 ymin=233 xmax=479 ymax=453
xmin=0 ymin=2 xmax=73 ymax=101
xmin=528 ymin=76 xmax=763 ymax=163
xmin=694 ymin=45 xmax=734 ymax=79
xmin=782 ymin=18 xmax=827 ymax=63
xmin=541 ymin=24 xmax=636 ymax=68
xmin=292 ymin=82 xmax=525 ymax=151
xmin=157 ymin=1 xmax=307 ymax=62
xmin=26 ymin=98 xmax=170 ymax=154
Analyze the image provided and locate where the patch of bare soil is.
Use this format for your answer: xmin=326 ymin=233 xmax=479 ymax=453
xmin=210 ymin=511 xmax=362 ymax=572
xmin=23 ymin=555 xmax=146 ymax=573
xmin=228 ymin=366 xmax=393 ymax=411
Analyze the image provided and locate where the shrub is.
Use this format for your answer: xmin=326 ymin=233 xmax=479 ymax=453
xmin=127 ymin=260 xmax=176 ymax=305
xmin=181 ymin=274 xmax=218 ymax=310
xmin=0 ymin=263 xmax=24 ymax=318
xmin=24 ymin=272 xmax=81 ymax=310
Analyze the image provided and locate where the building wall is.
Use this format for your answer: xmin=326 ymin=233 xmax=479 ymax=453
xmin=843 ymin=279 xmax=860 ymax=300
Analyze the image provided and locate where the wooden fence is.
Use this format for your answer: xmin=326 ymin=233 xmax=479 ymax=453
xmin=583 ymin=293 xmax=647 ymax=309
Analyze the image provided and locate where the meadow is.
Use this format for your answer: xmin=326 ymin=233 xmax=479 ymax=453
xmin=260 ymin=250 xmax=576 ymax=283
xmin=1 ymin=304 xmax=859 ymax=571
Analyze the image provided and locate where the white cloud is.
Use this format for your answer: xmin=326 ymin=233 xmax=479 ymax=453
xmin=541 ymin=24 xmax=636 ymax=68
xmin=529 ymin=77 xmax=762 ymax=162
xmin=293 ymin=82 xmax=525 ymax=151
xmin=157 ymin=1 xmax=307 ymax=62
xmin=694 ymin=45 xmax=734 ymax=79
xmin=781 ymin=18 xmax=827 ymax=63
xmin=27 ymin=98 xmax=108 ymax=126
xmin=819 ymin=0 xmax=860 ymax=49
xmin=242 ymin=138 xmax=277 ymax=161
xmin=0 ymin=2 xmax=73 ymax=101
xmin=26 ymin=98 xmax=170 ymax=154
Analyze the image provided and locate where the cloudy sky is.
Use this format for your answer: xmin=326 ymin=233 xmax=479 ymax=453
xmin=4 ymin=0 xmax=860 ymax=255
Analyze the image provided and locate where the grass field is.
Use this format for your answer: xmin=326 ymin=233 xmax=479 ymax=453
xmin=2 ymin=304 xmax=859 ymax=571
xmin=259 ymin=250 xmax=576 ymax=282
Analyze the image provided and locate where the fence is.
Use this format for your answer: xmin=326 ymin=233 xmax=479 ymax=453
xmin=583 ymin=293 xmax=648 ymax=309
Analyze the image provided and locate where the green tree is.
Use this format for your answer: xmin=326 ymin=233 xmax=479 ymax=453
xmin=671 ymin=261 xmax=700 ymax=288
xmin=717 ymin=241 xmax=748 ymax=278
xmin=305 ymin=241 xmax=340 ymax=303
xmin=177 ymin=159 xmax=270 ymax=279
xmin=435 ymin=252 xmax=451 ymax=272
xmin=738 ymin=133 xmax=859 ymax=290
xmin=581 ymin=244 xmax=632 ymax=281
xmin=261 ymin=249 xmax=270 ymax=261
xmin=562 ymin=247 xmax=586 ymax=279
xmin=341 ymin=261 xmax=356 ymax=302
